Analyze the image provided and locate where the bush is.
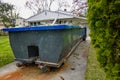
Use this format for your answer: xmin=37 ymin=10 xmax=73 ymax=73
xmin=87 ymin=0 xmax=120 ymax=79
xmin=0 ymin=30 xmax=8 ymax=36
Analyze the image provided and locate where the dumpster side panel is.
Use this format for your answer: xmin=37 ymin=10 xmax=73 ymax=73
xmin=58 ymin=28 xmax=86 ymax=61
xmin=9 ymin=31 xmax=63 ymax=63
xmin=38 ymin=30 xmax=63 ymax=63
xmin=58 ymin=29 xmax=72 ymax=60
xmin=9 ymin=31 xmax=42 ymax=60
xmin=9 ymin=32 xmax=29 ymax=59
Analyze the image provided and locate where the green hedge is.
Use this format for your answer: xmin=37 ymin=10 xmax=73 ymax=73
xmin=87 ymin=0 xmax=120 ymax=79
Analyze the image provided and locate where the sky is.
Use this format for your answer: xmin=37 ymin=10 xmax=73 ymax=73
xmin=2 ymin=0 xmax=73 ymax=19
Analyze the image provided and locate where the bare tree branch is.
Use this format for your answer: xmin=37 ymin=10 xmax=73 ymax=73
xmin=57 ymin=0 xmax=70 ymax=11
xmin=25 ymin=0 xmax=71 ymax=14
xmin=71 ymin=0 xmax=88 ymax=16
xmin=25 ymin=0 xmax=55 ymax=14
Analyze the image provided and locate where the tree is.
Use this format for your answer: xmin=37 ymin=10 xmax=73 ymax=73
xmin=57 ymin=0 xmax=70 ymax=11
xmin=71 ymin=0 xmax=88 ymax=16
xmin=0 ymin=1 xmax=15 ymax=27
xmin=25 ymin=0 xmax=55 ymax=14
xmin=25 ymin=0 xmax=70 ymax=14
xmin=87 ymin=0 xmax=120 ymax=79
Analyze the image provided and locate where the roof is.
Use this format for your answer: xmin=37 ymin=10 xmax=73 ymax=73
xmin=3 ymin=24 xmax=81 ymax=32
xmin=25 ymin=10 xmax=87 ymax=22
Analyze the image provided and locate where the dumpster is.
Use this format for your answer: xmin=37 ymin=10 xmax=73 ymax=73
xmin=3 ymin=24 xmax=86 ymax=72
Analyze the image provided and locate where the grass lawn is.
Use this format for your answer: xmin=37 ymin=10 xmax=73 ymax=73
xmin=0 ymin=36 xmax=14 ymax=67
xmin=85 ymin=44 xmax=109 ymax=80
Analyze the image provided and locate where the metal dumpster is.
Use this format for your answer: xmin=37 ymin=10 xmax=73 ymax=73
xmin=3 ymin=24 xmax=86 ymax=72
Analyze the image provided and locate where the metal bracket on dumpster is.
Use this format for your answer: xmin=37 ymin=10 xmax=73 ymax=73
xmin=38 ymin=64 xmax=50 ymax=72
xmin=36 ymin=61 xmax=59 ymax=67
xmin=15 ymin=58 xmax=35 ymax=63
xmin=41 ymin=65 xmax=48 ymax=72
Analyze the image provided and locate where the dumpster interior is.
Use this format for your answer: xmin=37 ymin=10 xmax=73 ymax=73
xmin=28 ymin=46 xmax=39 ymax=58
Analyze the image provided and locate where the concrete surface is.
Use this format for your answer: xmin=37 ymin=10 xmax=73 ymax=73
xmin=0 ymin=61 xmax=19 ymax=76
xmin=50 ymin=40 xmax=90 ymax=80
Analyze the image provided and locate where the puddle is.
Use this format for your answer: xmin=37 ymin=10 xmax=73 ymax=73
xmin=0 ymin=63 xmax=70 ymax=80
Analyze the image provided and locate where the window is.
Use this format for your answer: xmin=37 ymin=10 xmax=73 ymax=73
xmin=34 ymin=22 xmax=36 ymax=26
xmin=30 ymin=22 xmax=33 ymax=26
xmin=38 ymin=22 xmax=41 ymax=25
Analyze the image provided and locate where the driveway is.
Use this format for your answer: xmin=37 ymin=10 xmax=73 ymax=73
xmin=0 ymin=38 xmax=90 ymax=80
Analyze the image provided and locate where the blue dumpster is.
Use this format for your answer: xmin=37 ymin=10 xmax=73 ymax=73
xmin=3 ymin=24 xmax=86 ymax=72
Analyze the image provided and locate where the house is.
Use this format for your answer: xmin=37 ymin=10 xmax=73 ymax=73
xmin=15 ymin=17 xmax=24 ymax=26
xmin=25 ymin=10 xmax=87 ymax=27
xmin=15 ymin=17 xmax=28 ymax=27
xmin=0 ymin=17 xmax=28 ymax=29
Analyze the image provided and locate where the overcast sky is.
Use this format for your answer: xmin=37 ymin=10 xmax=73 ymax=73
xmin=3 ymin=0 xmax=73 ymax=19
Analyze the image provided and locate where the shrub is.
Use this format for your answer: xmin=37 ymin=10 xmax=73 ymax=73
xmin=87 ymin=0 xmax=120 ymax=79
xmin=0 ymin=30 xmax=8 ymax=36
